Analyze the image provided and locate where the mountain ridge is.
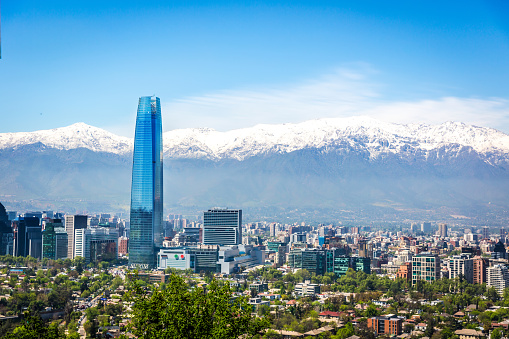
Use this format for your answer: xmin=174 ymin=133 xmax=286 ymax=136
xmin=1 ymin=117 xmax=509 ymax=163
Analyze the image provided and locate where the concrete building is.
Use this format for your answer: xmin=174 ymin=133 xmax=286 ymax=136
xmin=294 ymin=282 xmax=320 ymax=297
xmin=439 ymin=223 xmax=448 ymax=238
xmin=157 ymin=244 xmax=264 ymax=274
xmin=202 ymin=209 xmax=242 ymax=246
xmin=487 ymin=264 xmax=509 ymax=296
xmin=367 ymin=316 xmax=402 ymax=335
xmin=397 ymin=262 xmax=412 ymax=281
xmin=421 ymin=222 xmax=432 ymax=234
xmin=411 ymin=253 xmax=440 ymax=285
xmin=74 ymin=226 xmax=118 ymax=263
xmin=473 ymin=256 xmax=488 ymax=284
xmin=447 ymin=254 xmax=473 ymax=283
xmin=65 ymin=215 xmax=87 ymax=259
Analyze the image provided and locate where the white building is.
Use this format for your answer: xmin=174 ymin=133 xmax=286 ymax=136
xmin=487 ymin=264 xmax=509 ymax=296
xmin=447 ymin=254 xmax=473 ymax=283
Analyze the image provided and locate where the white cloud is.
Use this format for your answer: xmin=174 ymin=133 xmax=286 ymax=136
xmin=160 ymin=66 xmax=509 ymax=134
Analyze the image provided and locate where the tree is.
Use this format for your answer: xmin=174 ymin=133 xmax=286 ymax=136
xmin=333 ymin=322 xmax=355 ymax=339
xmin=3 ymin=312 xmax=66 ymax=339
xmin=122 ymin=274 xmax=269 ymax=339
xmin=491 ymin=328 xmax=503 ymax=339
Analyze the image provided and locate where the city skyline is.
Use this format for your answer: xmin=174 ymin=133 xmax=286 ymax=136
xmin=0 ymin=1 xmax=508 ymax=135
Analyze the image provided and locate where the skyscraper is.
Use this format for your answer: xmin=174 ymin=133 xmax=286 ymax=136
xmin=65 ymin=215 xmax=88 ymax=259
xmin=0 ymin=202 xmax=13 ymax=256
xmin=202 ymin=209 xmax=242 ymax=246
xmin=129 ymin=96 xmax=163 ymax=269
xmin=438 ymin=223 xmax=448 ymax=238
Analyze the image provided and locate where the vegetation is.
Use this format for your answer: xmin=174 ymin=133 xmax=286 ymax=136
xmin=122 ymin=273 xmax=269 ymax=339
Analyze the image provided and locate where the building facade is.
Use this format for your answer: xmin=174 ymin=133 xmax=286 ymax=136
xmin=487 ymin=264 xmax=509 ymax=296
xmin=411 ymin=253 xmax=440 ymax=285
xmin=447 ymin=254 xmax=474 ymax=283
xmin=0 ymin=202 xmax=13 ymax=256
xmin=129 ymin=96 xmax=163 ymax=269
xmin=367 ymin=316 xmax=402 ymax=335
xmin=42 ymin=221 xmax=68 ymax=260
xmin=13 ymin=217 xmax=42 ymax=258
xmin=202 ymin=209 xmax=242 ymax=246
xmin=439 ymin=223 xmax=448 ymax=238
xmin=65 ymin=215 xmax=87 ymax=259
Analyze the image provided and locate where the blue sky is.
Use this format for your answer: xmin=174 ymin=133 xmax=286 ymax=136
xmin=1 ymin=0 xmax=508 ymax=136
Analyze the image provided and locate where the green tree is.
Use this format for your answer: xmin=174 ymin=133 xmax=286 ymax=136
xmin=3 ymin=312 xmax=66 ymax=339
xmin=123 ymin=274 xmax=269 ymax=339
xmin=491 ymin=328 xmax=503 ymax=339
xmin=333 ymin=322 xmax=355 ymax=339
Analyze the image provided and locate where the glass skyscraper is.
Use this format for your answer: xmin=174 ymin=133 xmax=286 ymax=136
xmin=129 ymin=96 xmax=163 ymax=269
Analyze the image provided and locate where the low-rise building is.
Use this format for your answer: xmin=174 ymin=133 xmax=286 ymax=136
xmin=367 ymin=316 xmax=402 ymax=335
xmin=294 ymin=282 xmax=320 ymax=297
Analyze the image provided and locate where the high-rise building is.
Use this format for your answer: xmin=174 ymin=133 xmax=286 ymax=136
xmin=65 ymin=215 xmax=88 ymax=259
xmin=411 ymin=253 xmax=440 ymax=285
xmin=42 ymin=220 xmax=68 ymax=260
xmin=129 ymin=96 xmax=163 ymax=269
xmin=488 ymin=264 xmax=509 ymax=296
xmin=473 ymin=256 xmax=488 ymax=284
xmin=13 ymin=217 xmax=42 ymax=258
xmin=421 ymin=222 xmax=431 ymax=234
xmin=202 ymin=209 xmax=242 ymax=246
xmin=482 ymin=226 xmax=490 ymax=240
xmin=438 ymin=223 xmax=448 ymax=238
xmin=0 ymin=202 xmax=13 ymax=256
xmin=447 ymin=254 xmax=473 ymax=283
xmin=75 ymin=227 xmax=118 ymax=263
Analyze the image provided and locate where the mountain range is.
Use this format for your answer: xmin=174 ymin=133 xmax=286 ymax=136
xmin=1 ymin=117 xmax=508 ymax=223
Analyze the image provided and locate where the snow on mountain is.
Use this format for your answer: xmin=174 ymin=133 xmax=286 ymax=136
xmin=1 ymin=117 xmax=509 ymax=162
xmin=0 ymin=122 xmax=133 ymax=154
xmin=162 ymin=117 xmax=509 ymax=161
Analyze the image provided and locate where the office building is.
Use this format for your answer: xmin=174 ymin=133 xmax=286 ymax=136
xmin=421 ymin=222 xmax=431 ymax=234
xmin=411 ymin=253 xmax=440 ymax=285
xmin=75 ymin=226 xmax=118 ymax=263
xmin=202 ymin=209 xmax=242 ymax=246
xmin=447 ymin=254 xmax=473 ymax=283
xmin=288 ymin=248 xmax=326 ymax=275
xmin=129 ymin=96 xmax=163 ymax=269
xmin=488 ymin=264 xmax=509 ymax=296
xmin=294 ymin=282 xmax=320 ymax=297
xmin=42 ymin=220 xmax=68 ymax=260
xmin=482 ymin=227 xmax=489 ymax=240
xmin=492 ymin=241 xmax=507 ymax=260
xmin=0 ymin=202 xmax=13 ymax=256
xmin=157 ymin=244 xmax=263 ymax=274
xmin=65 ymin=215 xmax=87 ymax=259
xmin=410 ymin=223 xmax=419 ymax=234
xmin=438 ymin=223 xmax=448 ymax=238
xmin=13 ymin=217 xmax=42 ymax=258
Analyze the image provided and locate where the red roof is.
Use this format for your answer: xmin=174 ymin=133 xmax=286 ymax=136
xmin=320 ymin=311 xmax=341 ymax=317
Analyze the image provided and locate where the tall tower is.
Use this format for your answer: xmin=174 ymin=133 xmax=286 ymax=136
xmin=129 ymin=96 xmax=163 ymax=269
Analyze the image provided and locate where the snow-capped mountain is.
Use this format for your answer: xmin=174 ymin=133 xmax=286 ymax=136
xmin=0 ymin=122 xmax=133 ymax=154
xmin=1 ymin=117 xmax=509 ymax=164
xmin=162 ymin=117 xmax=509 ymax=162
xmin=2 ymin=117 xmax=509 ymax=218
